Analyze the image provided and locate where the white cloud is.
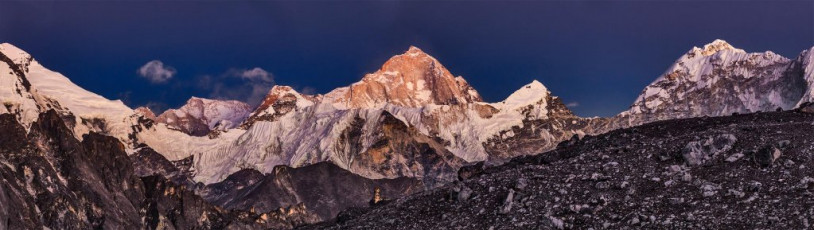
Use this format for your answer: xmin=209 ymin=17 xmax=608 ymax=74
xmin=566 ymin=102 xmax=580 ymax=108
xmin=238 ymin=67 xmax=273 ymax=83
xmin=138 ymin=60 xmax=176 ymax=83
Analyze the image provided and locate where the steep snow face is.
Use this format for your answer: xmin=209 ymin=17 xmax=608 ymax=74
xmin=326 ymin=46 xmax=482 ymax=109
xmin=619 ymin=40 xmax=807 ymax=125
xmin=0 ymin=44 xmax=48 ymax=126
xmin=155 ymin=97 xmax=251 ymax=136
xmin=0 ymin=43 xmax=135 ymax=141
xmin=495 ymin=80 xmax=551 ymax=118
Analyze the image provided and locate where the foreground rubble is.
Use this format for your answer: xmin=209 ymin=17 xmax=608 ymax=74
xmin=308 ymin=110 xmax=814 ymax=229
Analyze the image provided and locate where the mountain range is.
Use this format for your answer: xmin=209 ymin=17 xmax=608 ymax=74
xmin=1 ymin=39 xmax=813 ymax=228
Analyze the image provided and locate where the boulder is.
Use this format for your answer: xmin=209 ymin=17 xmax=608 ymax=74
xmin=682 ymin=134 xmax=738 ymax=166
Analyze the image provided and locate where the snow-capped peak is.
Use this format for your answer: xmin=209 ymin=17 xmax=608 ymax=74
xmin=241 ymin=85 xmax=321 ymax=127
xmin=254 ymin=85 xmax=318 ymax=113
xmin=689 ymin=39 xmax=745 ymax=57
xmin=500 ymin=80 xmax=550 ymax=109
xmin=621 ymin=39 xmax=804 ymax=125
xmin=325 ymin=46 xmax=482 ymax=109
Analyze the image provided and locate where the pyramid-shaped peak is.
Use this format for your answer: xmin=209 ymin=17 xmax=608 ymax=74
xmin=325 ymin=46 xmax=482 ymax=108
xmin=502 ymin=80 xmax=550 ymax=107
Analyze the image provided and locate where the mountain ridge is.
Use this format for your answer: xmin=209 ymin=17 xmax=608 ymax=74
xmin=4 ymin=40 xmax=814 ymax=186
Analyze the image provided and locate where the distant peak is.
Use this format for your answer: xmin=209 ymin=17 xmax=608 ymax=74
xmin=690 ymin=39 xmax=744 ymax=56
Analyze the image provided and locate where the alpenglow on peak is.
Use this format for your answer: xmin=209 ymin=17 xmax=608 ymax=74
xmin=326 ymin=46 xmax=482 ymax=108
xmin=690 ymin=39 xmax=745 ymax=56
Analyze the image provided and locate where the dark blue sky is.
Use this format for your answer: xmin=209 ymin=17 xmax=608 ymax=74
xmin=1 ymin=1 xmax=812 ymax=116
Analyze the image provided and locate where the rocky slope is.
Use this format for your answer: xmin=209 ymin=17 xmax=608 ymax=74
xmin=0 ymin=111 xmax=316 ymax=229
xmin=311 ymin=110 xmax=814 ymax=229
xmin=201 ymin=162 xmax=423 ymax=221
xmin=130 ymin=143 xmax=426 ymax=226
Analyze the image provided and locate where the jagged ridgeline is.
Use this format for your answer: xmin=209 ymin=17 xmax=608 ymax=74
xmin=1 ymin=40 xmax=813 ymax=229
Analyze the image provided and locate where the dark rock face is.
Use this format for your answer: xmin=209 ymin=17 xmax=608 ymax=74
xmin=130 ymin=146 xmax=199 ymax=188
xmin=202 ymin=162 xmax=424 ymax=221
xmin=0 ymin=111 xmax=145 ymax=229
xmin=141 ymin=175 xmax=321 ymax=229
xmin=0 ymin=111 xmax=309 ymax=229
xmin=350 ymin=111 xmax=465 ymax=187
xmin=309 ymin=111 xmax=814 ymax=229
xmin=798 ymin=102 xmax=814 ymax=114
